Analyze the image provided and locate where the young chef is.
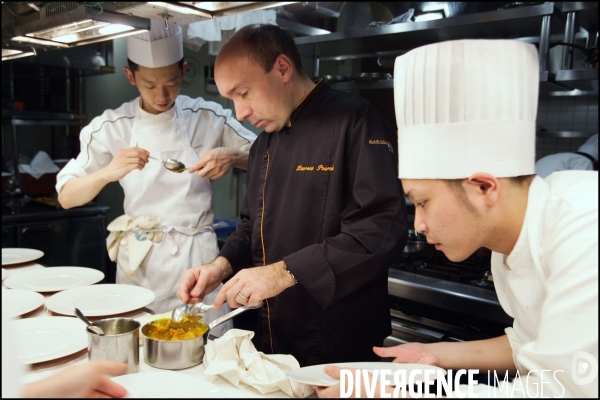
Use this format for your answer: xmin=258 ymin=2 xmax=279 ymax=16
xmin=56 ymin=20 xmax=257 ymax=323
xmin=535 ymin=133 xmax=598 ymax=178
xmin=177 ymin=24 xmax=408 ymax=367
xmin=317 ymin=39 xmax=598 ymax=398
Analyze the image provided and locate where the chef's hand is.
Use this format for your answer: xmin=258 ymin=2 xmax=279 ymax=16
xmin=317 ymin=366 xmax=394 ymax=398
xmin=212 ymin=261 xmax=296 ymax=309
xmin=373 ymin=343 xmax=441 ymax=367
xmin=189 ymin=147 xmax=242 ymax=180
xmin=21 ymin=360 xmax=128 ymax=398
xmin=177 ymin=256 xmax=233 ymax=304
xmin=101 ymin=147 xmax=149 ymax=182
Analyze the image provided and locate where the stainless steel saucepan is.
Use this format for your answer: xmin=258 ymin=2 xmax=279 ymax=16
xmin=141 ymin=302 xmax=263 ymax=370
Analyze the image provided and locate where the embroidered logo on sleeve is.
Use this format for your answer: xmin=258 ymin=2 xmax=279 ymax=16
xmin=369 ymin=139 xmax=394 ymax=153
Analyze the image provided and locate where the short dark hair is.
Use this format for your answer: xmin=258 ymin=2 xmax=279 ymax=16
xmin=237 ymin=24 xmax=306 ymax=76
xmin=127 ymin=57 xmax=185 ymax=74
xmin=444 ymin=174 xmax=535 ymax=213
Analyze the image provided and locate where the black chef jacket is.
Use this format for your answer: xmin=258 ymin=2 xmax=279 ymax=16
xmin=220 ymin=80 xmax=408 ymax=367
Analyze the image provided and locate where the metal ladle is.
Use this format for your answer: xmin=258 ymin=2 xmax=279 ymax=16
xmin=148 ymin=155 xmax=188 ymax=173
xmin=171 ymin=302 xmax=213 ymax=323
xmin=75 ymin=308 xmax=105 ymax=336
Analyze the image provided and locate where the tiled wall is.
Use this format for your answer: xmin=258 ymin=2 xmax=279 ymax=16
xmin=535 ymin=95 xmax=598 ymax=160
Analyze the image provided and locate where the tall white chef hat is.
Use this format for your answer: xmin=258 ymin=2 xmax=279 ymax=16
xmin=394 ymin=40 xmax=539 ymax=179
xmin=127 ymin=19 xmax=183 ymax=68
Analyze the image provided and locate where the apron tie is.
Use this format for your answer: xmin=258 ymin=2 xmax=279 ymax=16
xmin=107 ymin=215 xmax=214 ymax=272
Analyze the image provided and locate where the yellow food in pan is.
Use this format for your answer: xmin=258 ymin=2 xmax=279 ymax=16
xmin=144 ymin=317 xmax=208 ymax=341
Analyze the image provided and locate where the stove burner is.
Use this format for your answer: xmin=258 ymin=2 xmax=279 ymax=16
xmin=392 ymin=249 xmax=494 ymax=290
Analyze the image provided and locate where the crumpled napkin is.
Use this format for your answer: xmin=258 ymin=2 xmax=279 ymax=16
xmin=106 ymin=215 xmax=164 ymax=272
xmin=18 ymin=151 xmax=59 ymax=179
xmin=203 ymin=329 xmax=314 ymax=398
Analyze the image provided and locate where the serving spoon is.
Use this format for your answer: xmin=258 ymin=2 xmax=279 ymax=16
xmin=148 ymin=155 xmax=188 ymax=173
xmin=171 ymin=302 xmax=213 ymax=323
xmin=75 ymin=308 xmax=105 ymax=336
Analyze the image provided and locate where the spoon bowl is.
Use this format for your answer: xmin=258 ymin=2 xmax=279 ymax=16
xmin=148 ymin=155 xmax=187 ymax=173
xmin=171 ymin=302 xmax=213 ymax=323
xmin=75 ymin=307 xmax=105 ymax=336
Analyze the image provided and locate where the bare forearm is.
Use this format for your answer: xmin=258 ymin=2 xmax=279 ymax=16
xmin=58 ymin=170 xmax=110 ymax=209
xmin=431 ymin=335 xmax=517 ymax=374
xmin=232 ymin=149 xmax=249 ymax=170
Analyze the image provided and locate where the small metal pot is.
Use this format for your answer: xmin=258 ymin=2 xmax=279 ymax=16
xmin=87 ymin=317 xmax=140 ymax=374
xmin=141 ymin=303 xmax=261 ymax=370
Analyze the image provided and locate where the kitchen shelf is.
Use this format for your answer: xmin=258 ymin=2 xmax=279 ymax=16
xmin=536 ymin=130 xmax=596 ymax=138
xmin=295 ymin=3 xmax=562 ymax=59
xmin=557 ymin=2 xmax=598 ymax=13
xmin=328 ymin=79 xmax=393 ymax=91
xmin=555 ymin=69 xmax=599 ymax=92
xmin=2 ymin=109 xmax=87 ymax=126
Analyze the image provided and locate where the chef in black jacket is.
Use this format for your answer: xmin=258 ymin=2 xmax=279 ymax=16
xmin=177 ymin=24 xmax=408 ymax=367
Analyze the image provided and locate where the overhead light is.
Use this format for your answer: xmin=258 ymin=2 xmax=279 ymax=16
xmin=147 ymin=2 xmax=211 ymax=17
xmin=10 ymin=3 xmax=150 ymax=48
xmin=182 ymin=2 xmax=297 ymax=17
xmin=11 ymin=35 xmax=69 ymax=48
xmin=2 ymin=45 xmax=36 ymax=61
xmin=414 ymin=12 xmax=445 ymax=22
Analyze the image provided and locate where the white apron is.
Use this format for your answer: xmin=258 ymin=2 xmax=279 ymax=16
xmin=115 ymin=99 xmax=231 ymax=335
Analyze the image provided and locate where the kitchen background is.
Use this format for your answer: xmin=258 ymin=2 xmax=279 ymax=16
xmin=2 ymin=1 xmax=598 ymax=311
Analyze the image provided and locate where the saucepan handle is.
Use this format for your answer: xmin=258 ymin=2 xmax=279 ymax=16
xmin=206 ymin=302 xmax=264 ymax=339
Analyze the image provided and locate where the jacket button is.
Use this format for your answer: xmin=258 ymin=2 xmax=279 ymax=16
xmin=263 ymin=154 xmax=268 ymax=160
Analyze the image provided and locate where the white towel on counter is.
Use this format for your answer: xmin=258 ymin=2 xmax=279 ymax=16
xmin=106 ymin=215 xmax=164 ymax=272
xmin=203 ymin=329 xmax=314 ymax=398
xmin=18 ymin=151 xmax=59 ymax=179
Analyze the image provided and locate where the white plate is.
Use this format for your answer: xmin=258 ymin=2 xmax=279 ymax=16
xmin=112 ymin=371 xmax=224 ymax=398
xmin=2 ymin=268 xmax=8 ymax=281
xmin=286 ymin=362 xmax=446 ymax=387
xmin=1 ymin=289 xmax=45 ymax=318
xmin=2 ymin=248 xmax=44 ymax=266
xmin=9 ymin=316 xmax=87 ymax=364
xmin=46 ymin=284 xmax=155 ymax=316
xmin=4 ymin=267 xmax=104 ymax=292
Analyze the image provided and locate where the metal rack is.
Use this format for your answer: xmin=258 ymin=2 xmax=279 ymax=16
xmin=294 ymin=3 xmax=597 ymax=94
xmin=554 ymin=2 xmax=598 ymax=91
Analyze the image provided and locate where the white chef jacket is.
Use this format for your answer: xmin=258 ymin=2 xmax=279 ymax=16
xmin=535 ymin=152 xmax=595 ymax=179
xmin=461 ymin=171 xmax=598 ymax=398
xmin=56 ymin=95 xmax=256 ymax=317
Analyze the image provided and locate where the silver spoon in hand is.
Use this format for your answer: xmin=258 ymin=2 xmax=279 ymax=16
xmin=148 ymin=155 xmax=188 ymax=173
xmin=171 ymin=302 xmax=213 ymax=323
xmin=75 ymin=308 xmax=105 ymax=336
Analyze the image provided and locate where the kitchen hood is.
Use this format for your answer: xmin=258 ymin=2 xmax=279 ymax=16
xmin=114 ymin=2 xmax=297 ymax=25
xmin=3 ymin=2 xmax=151 ymax=49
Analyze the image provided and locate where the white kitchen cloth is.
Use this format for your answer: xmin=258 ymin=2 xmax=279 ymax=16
xmin=106 ymin=215 xmax=164 ymax=272
xmin=203 ymin=329 xmax=314 ymax=398
xmin=18 ymin=151 xmax=59 ymax=179
xmin=187 ymin=18 xmax=221 ymax=42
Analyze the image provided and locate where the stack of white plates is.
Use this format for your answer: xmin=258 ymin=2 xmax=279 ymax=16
xmin=2 ymin=248 xmax=44 ymax=266
xmin=46 ymin=284 xmax=155 ymax=317
xmin=4 ymin=267 xmax=104 ymax=292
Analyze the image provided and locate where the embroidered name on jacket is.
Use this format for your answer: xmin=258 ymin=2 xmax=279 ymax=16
xmin=368 ymin=139 xmax=394 ymax=153
xmin=296 ymin=165 xmax=334 ymax=171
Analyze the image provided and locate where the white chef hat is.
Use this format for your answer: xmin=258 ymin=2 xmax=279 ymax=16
xmin=578 ymin=134 xmax=598 ymax=160
xmin=127 ymin=19 xmax=183 ymax=68
xmin=394 ymin=40 xmax=539 ymax=179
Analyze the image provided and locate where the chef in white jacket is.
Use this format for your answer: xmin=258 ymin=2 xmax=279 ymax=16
xmin=318 ymin=40 xmax=598 ymax=398
xmin=535 ymin=134 xmax=598 ymax=178
xmin=56 ymin=20 xmax=257 ymax=328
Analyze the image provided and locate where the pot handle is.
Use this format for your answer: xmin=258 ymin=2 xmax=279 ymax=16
xmin=206 ymin=302 xmax=264 ymax=339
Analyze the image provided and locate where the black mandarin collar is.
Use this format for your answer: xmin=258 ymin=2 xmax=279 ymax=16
xmin=285 ymin=79 xmax=325 ymax=129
